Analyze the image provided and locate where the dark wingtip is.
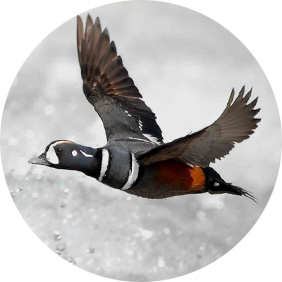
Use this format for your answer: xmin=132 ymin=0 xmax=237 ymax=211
xmin=86 ymin=14 xmax=93 ymax=32
xmin=103 ymin=27 xmax=109 ymax=38
xmin=247 ymin=96 xmax=259 ymax=109
xmin=247 ymin=87 xmax=252 ymax=96
xmin=77 ymin=15 xmax=83 ymax=29
xmin=253 ymin=96 xmax=259 ymax=106
xmin=103 ymin=27 xmax=109 ymax=33
xmin=238 ymin=85 xmax=245 ymax=98
xmin=94 ymin=16 xmax=101 ymax=27
xmin=227 ymin=88 xmax=235 ymax=106
xmin=110 ymin=41 xmax=117 ymax=53
xmin=242 ymin=87 xmax=253 ymax=103
xmin=252 ymin=108 xmax=261 ymax=115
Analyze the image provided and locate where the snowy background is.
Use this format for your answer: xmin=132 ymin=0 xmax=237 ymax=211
xmin=1 ymin=1 xmax=280 ymax=281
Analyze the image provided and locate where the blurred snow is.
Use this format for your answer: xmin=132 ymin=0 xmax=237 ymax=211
xmin=0 ymin=1 xmax=280 ymax=281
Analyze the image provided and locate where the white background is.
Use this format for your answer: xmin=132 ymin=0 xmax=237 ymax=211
xmin=0 ymin=0 xmax=281 ymax=281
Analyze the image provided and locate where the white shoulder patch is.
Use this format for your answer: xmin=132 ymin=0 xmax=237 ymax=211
xmin=80 ymin=150 xmax=93 ymax=158
xmin=121 ymin=153 xmax=139 ymax=190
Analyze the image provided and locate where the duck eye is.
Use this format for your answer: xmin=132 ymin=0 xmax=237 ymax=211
xmin=56 ymin=148 xmax=63 ymax=153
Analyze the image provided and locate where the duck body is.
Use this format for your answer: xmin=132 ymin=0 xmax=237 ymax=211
xmin=29 ymin=15 xmax=260 ymax=202
xmin=96 ymin=140 xmax=207 ymax=199
xmin=29 ymin=139 xmax=254 ymax=201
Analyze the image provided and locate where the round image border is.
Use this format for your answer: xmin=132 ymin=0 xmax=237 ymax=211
xmin=0 ymin=1 xmax=281 ymax=282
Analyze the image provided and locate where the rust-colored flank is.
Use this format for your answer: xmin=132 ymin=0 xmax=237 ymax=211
xmin=156 ymin=160 xmax=206 ymax=191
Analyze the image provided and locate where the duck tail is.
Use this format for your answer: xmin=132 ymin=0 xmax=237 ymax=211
xmin=203 ymin=167 xmax=256 ymax=202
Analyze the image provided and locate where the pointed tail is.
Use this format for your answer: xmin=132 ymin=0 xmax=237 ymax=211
xmin=203 ymin=167 xmax=257 ymax=202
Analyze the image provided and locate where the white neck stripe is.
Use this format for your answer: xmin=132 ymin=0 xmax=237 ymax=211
xmin=121 ymin=153 xmax=139 ymax=190
xmin=98 ymin=149 xmax=110 ymax=182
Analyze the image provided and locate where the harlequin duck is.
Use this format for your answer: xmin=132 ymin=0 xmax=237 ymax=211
xmin=29 ymin=15 xmax=260 ymax=201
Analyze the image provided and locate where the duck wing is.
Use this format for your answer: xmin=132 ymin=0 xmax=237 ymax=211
xmin=77 ymin=15 xmax=163 ymax=144
xmin=138 ymin=87 xmax=261 ymax=167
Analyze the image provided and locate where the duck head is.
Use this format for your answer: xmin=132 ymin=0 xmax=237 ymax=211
xmin=28 ymin=140 xmax=102 ymax=178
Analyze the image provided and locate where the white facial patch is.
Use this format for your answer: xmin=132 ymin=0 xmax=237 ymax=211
xmin=46 ymin=144 xmax=59 ymax=164
xmin=80 ymin=150 xmax=93 ymax=158
xmin=121 ymin=153 xmax=139 ymax=190
xmin=98 ymin=149 xmax=110 ymax=182
xmin=46 ymin=141 xmax=73 ymax=164
xmin=72 ymin=150 xmax=78 ymax=157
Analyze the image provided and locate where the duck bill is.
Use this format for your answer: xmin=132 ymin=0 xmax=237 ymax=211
xmin=28 ymin=153 xmax=50 ymax=166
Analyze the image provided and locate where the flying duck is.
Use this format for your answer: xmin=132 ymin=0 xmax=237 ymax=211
xmin=29 ymin=15 xmax=260 ymax=201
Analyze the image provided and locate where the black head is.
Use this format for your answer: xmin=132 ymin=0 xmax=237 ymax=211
xmin=28 ymin=140 xmax=102 ymax=178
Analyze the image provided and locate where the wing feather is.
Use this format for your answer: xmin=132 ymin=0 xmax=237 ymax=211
xmin=138 ymin=87 xmax=261 ymax=167
xmin=77 ymin=15 xmax=163 ymax=143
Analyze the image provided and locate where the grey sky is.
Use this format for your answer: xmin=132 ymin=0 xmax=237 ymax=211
xmin=1 ymin=1 xmax=280 ymax=281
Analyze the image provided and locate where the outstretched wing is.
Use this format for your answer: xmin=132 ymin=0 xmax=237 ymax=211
xmin=138 ymin=87 xmax=261 ymax=167
xmin=77 ymin=15 xmax=163 ymax=143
